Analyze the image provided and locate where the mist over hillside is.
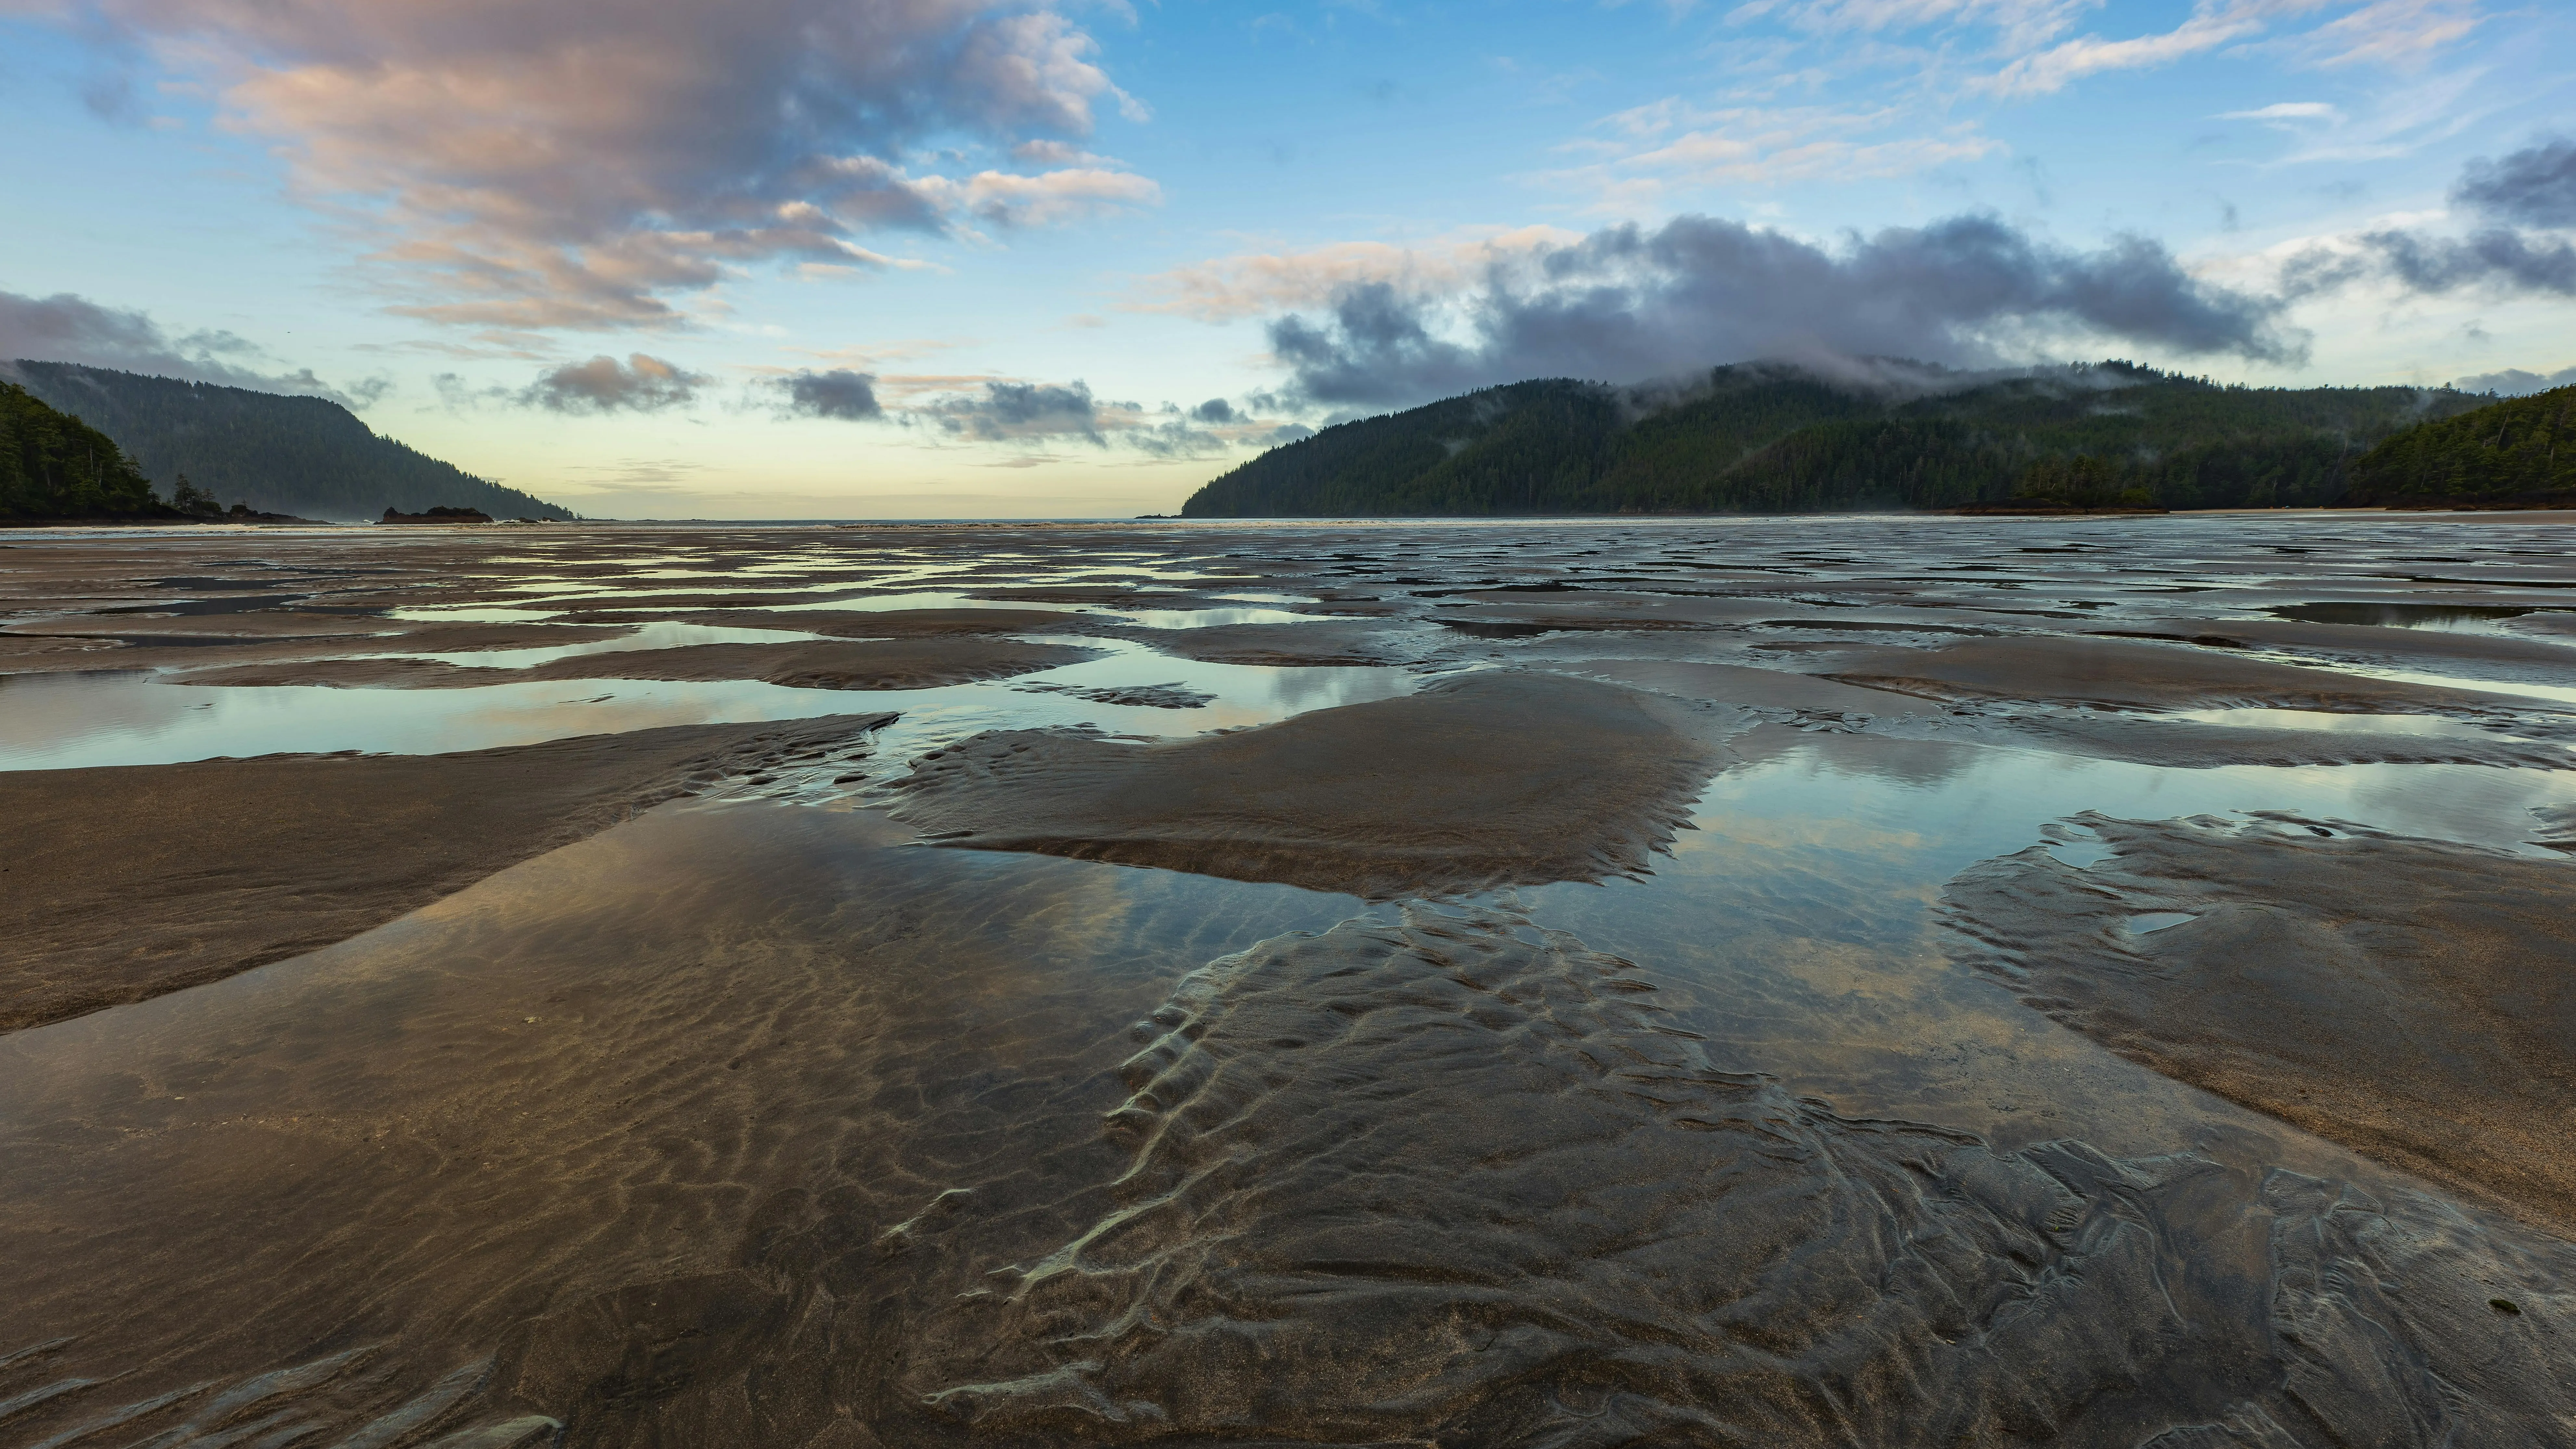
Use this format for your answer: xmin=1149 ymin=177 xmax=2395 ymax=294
xmin=1183 ymin=360 xmax=2501 ymax=517
xmin=3 ymin=362 xmax=573 ymax=522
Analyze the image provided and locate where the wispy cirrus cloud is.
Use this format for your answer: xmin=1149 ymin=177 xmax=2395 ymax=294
xmin=9 ymin=0 xmax=1158 ymax=331
xmin=1537 ymin=100 xmax=2001 ymax=208
xmin=1127 ymin=226 xmax=1583 ymax=321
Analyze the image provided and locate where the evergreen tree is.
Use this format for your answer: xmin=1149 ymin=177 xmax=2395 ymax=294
xmin=0 ymin=380 xmax=165 ymax=518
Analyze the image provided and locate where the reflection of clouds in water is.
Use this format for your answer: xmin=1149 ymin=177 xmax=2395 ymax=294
xmin=2165 ymin=707 xmax=2521 ymax=739
xmin=0 ymin=636 xmax=1423 ymax=773
xmin=1109 ymin=606 xmax=1320 ymax=629
xmin=408 ymin=621 xmax=831 ymax=669
xmin=0 ymin=669 xmax=209 ymax=756
xmin=1667 ymin=735 xmax=2576 ymax=911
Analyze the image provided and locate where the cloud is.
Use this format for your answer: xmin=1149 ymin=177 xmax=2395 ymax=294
xmin=778 ymin=368 xmax=883 ymax=420
xmin=1131 ymin=226 xmax=1583 ymax=321
xmin=922 ymin=379 xmax=1102 ymax=441
xmin=2290 ymin=0 xmax=2480 ymax=68
xmin=2277 ymin=139 xmax=2576 ymax=300
xmin=888 ymin=378 xmax=1290 ymax=457
xmin=1977 ymin=0 xmax=2477 ymax=99
xmin=2454 ymin=137 xmax=2576 ymax=229
xmin=21 ymin=0 xmax=1156 ymax=329
xmin=916 ymin=167 xmax=1162 ymax=229
xmin=2219 ymin=101 xmax=2343 ymax=122
xmin=1250 ymin=212 xmax=2301 ymax=408
xmin=1542 ymin=102 xmax=2001 ymax=205
xmin=2298 ymin=228 xmax=2576 ymax=296
xmin=1125 ymin=417 xmax=1230 ymax=458
xmin=2450 ymin=365 xmax=2576 ymax=395
xmin=1980 ymin=0 xmax=2288 ymax=98
xmin=0 ymin=287 xmax=352 ymax=398
xmin=523 ymin=353 xmax=704 ymax=412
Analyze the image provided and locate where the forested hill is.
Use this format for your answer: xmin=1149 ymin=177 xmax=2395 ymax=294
xmin=2346 ymin=386 xmax=2575 ymax=506
xmin=3 ymin=379 xmax=165 ymax=519
xmin=3 ymin=362 xmax=574 ymax=522
xmin=1181 ymin=362 xmax=2496 ymax=517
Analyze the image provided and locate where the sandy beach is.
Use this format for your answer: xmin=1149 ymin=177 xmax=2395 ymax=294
xmin=6 ymin=514 xmax=2576 ymax=1447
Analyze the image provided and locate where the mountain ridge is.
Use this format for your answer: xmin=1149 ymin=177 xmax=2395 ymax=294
xmin=2 ymin=362 xmax=573 ymax=522
xmin=1182 ymin=361 xmax=2503 ymax=517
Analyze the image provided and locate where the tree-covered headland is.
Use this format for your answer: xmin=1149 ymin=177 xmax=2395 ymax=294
xmin=1182 ymin=361 xmax=2509 ymax=517
xmin=5 ymin=363 xmax=573 ymax=522
xmin=1 ymin=379 xmax=170 ymax=519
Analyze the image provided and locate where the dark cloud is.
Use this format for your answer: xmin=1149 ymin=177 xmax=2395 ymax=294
xmin=926 ymin=379 xmax=1101 ymax=441
xmin=1262 ymin=213 xmax=2299 ymax=408
xmin=1189 ymin=396 xmax=1237 ymax=423
xmin=0 ymin=287 xmax=350 ymax=400
xmin=2451 ymin=365 xmax=2576 ymax=396
xmin=523 ymin=353 xmax=704 ymax=412
xmin=2281 ymin=141 xmax=2576 ymax=303
xmin=2454 ymin=138 xmax=2576 ymax=230
xmin=1128 ymin=417 xmax=1228 ymax=458
xmin=2336 ymin=229 xmax=2576 ymax=296
xmin=780 ymin=368 xmax=883 ymax=420
xmin=1264 ymin=422 xmax=1316 ymax=446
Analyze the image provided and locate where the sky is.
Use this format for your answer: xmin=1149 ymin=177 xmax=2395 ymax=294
xmin=1 ymin=0 xmax=2571 ymax=518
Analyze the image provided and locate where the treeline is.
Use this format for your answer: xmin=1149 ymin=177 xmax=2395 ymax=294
xmin=2346 ymin=386 xmax=2575 ymax=505
xmin=1 ymin=380 xmax=167 ymax=519
xmin=1182 ymin=361 xmax=2502 ymax=517
xmin=4 ymin=362 xmax=573 ymax=522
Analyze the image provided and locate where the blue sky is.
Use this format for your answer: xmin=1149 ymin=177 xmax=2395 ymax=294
xmin=2 ymin=0 xmax=2571 ymax=517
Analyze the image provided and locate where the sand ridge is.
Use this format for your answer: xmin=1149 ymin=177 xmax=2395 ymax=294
xmin=0 ymin=714 xmax=893 ymax=1032
xmin=890 ymin=669 xmax=1721 ymax=897
xmin=1943 ymin=812 xmax=2576 ymax=1234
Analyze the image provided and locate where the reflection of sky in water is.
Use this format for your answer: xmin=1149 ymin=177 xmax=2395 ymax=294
xmin=2163 ymin=707 xmax=2556 ymax=741
xmin=0 ymin=635 xmax=1414 ymax=771
xmin=760 ymin=591 xmax=1089 ymax=615
xmin=1510 ymin=733 xmax=2576 ymax=1157
xmin=2268 ymin=602 xmax=2540 ymax=634
xmin=1526 ymin=734 xmax=2576 ymax=980
xmin=402 ymin=621 xmax=831 ymax=668
xmin=2228 ymin=653 xmax=2576 ymax=708
xmin=1107 ymin=606 xmax=1323 ymax=629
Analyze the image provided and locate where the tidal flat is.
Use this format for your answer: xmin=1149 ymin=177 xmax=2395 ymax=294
xmin=6 ymin=513 xmax=2576 ymax=1447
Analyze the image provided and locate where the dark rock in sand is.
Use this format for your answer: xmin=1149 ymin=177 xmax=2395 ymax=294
xmin=1943 ymin=813 xmax=2576 ymax=1234
xmin=0 ymin=714 xmax=892 ymax=1032
xmin=380 ymin=505 xmax=495 ymax=524
xmin=890 ymin=670 xmax=1717 ymax=897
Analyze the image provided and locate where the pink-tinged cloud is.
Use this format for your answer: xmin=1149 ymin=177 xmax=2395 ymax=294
xmin=18 ymin=0 xmax=1156 ymax=329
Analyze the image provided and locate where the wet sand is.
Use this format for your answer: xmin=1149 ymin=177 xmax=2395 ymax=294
xmin=8 ymin=516 xmax=2576 ymax=1445
xmin=891 ymin=670 xmax=1718 ymax=897
xmin=1944 ymin=813 xmax=2576 ymax=1234
xmin=1821 ymin=635 xmax=2534 ymax=713
xmin=0 ymin=714 xmax=889 ymax=1031
xmin=173 ymin=638 xmax=1096 ymax=692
